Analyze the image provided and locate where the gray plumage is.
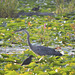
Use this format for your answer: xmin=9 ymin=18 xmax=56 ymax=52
xmin=15 ymin=28 xmax=62 ymax=56
xmin=21 ymin=55 xmax=33 ymax=66
xmin=31 ymin=46 xmax=62 ymax=56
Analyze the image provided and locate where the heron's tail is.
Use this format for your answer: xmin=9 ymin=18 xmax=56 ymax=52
xmin=55 ymin=51 xmax=62 ymax=56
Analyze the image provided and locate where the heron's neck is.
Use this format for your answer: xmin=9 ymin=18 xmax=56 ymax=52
xmin=25 ymin=30 xmax=32 ymax=49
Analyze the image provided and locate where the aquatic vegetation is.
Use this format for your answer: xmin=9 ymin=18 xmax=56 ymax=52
xmin=0 ymin=3 xmax=75 ymax=74
xmin=0 ymin=50 xmax=75 ymax=75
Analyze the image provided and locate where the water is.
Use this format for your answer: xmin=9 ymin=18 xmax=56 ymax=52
xmin=0 ymin=46 xmax=29 ymax=54
xmin=0 ymin=44 xmax=75 ymax=55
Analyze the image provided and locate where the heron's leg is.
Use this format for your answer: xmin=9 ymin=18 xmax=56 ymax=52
xmin=35 ymin=56 xmax=44 ymax=63
xmin=38 ymin=56 xmax=44 ymax=61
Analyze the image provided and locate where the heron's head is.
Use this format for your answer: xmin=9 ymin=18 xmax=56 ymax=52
xmin=15 ymin=28 xmax=27 ymax=33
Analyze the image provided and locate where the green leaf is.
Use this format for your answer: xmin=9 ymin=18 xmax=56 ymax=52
xmin=5 ymin=71 xmax=18 ymax=75
xmin=49 ymin=71 xmax=57 ymax=74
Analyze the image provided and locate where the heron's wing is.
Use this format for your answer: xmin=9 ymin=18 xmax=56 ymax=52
xmin=37 ymin=46 xmax=55 ymax=51
xmin=36 ymin=46 xmax=55 ymax=55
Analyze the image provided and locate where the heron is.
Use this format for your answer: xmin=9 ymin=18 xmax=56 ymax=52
xmin=15 ymin=28 xmax=62 ymax=56
xmin=21 ymin=55 xmax=33 ymax=66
